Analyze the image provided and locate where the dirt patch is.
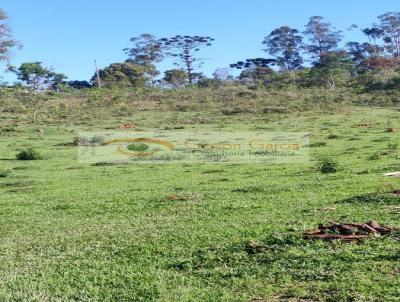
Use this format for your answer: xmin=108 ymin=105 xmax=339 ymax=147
xmin=354 ymin=123 xmax=373 ymax=128
xmin=116 ymin=123 xmax=137 ymax=130
xmin=390 ymin=190 xmax=400 ymax=196
xmin=304 ymin=221 xmax=392 ymax=242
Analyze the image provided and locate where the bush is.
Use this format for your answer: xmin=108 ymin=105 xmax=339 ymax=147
xmin=72 ymin=136 xmax=90 ymax=146
xmin=367 ymin=151 xmax=383 ymax=160
xmin=90 ymin=136 xmax=105 ymax=145
xmin=16 ymin=148 xmax=43 ymax=160
xmin=309 ymin=142 xmax=327 ymax=147
xmin=0 ymin=168 xmax=11 ymax=178
xmin=316 ymin=157 xmax=338 ymax=174
xmin=327 ymin=134 xmax=340 ymax=139
xmin=387 ymin=142 xmax=399 ymax=151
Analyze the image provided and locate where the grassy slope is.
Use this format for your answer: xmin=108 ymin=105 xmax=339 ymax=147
xmin=0 ymin=106 xmax=400 ymax=301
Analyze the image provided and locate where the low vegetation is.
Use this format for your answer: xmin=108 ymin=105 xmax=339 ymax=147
xmin=0 ymin=5 xmax=400 ymax=302
xmin=16 ymin=148 xmax=43 ymax=161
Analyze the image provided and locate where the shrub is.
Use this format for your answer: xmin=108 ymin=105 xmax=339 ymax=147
xmin=367 ymin=152 xmax=383 ymax=160
xmin=327 ymin=134 xmax=340 ymax=139
xmin=0 ymin=168 xmax=11 ymax=178
xmin=309 ymin=142 xmax=327 ymax=147
xmin=316 ymin=157 xmax=338 ymax=174
xmin=90 ymin=136 xmax=105 ymax=145
xmin=16 ymin=148 xmax=43 ymax=160
xmin=387 ymin=142 xmax=399 ymax=151
xmin=72 ymin=136 xmax=90 ymax=146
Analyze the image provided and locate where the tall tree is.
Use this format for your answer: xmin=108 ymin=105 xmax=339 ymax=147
xmin=347 ymin=42 xmax=382 ymax=63
xmin=11 ymin=62 xmax=66 ymax=91
xmin=0 ymin=9 xmax=19 ymax=63
xmin=303 ymin=16 xmax=342 ymax=63
xmin=378 ymin=12 xmax=400 ymax=58
xmin=308 ymin=51 xmax=355 ymax=90
xmin=90 ymin=61 xmax=154 ymax=88
xmin=263 ymin=26 xmax=303 ymax=70
xmin=362 ymin=27 xmax=384 ymax=45
xmin=123 ymin=34 xmax=163 ymax=82
xmin=10 ymin=62 xmax=65 ymax=121
xmin=158 ymin=35 xmax=214 ymax=84
xmin=124 ymin=34 xmax=164 ymax=65
xmin=163 ymin=69 xmax=188 ymax=88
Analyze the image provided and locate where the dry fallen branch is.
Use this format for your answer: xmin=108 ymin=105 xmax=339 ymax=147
xmin=304 ymin=220 xmax=392 ymax=242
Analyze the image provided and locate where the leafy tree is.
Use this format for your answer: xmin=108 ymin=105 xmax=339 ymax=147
xmin=358 ymin=67 xmax=399 ymax=91
xmin=0 ymin=9 xmax=20 ymax=63
xmin=263 ymin=26 xmax=303 ymax=70
xmin=67 ymin=80 xmax=92 ymax=89
xmin=231 ymin=58 xmax=275 ymax=86
xmin=8 ymin=62 xmax=61 ymax=121
xmin=378 ymin=12 xmax=400 ymax=57
xmin=158 ymin=35 xmax=214 ymax=83
xmin=308 ymin=51 xmax=355 ymax=90
xmin=124 ymin=34 xmax=164 ymax=65
xmin=163 ymin=69 xmax=187 ymax=88
xmin=362 ymin=27 xmax=384 ymax=45
xmin=91 ymin=61 xmax=153 ymax=88
xmin=124 ymin=34 xmax=163 ymax=83
xmin=51 ymin=73 xmax=68 ymax=91
xmin=303 ymin=16 xmax=342 ymax=63
xmin=230 ymin=58 xmax=275 ymax=70
xmin=361 ymin=56 xmax=400 ymax=69
xmin=197 ymin=77 xmax=222 ymax=88
xmin=346 ymin=42 xmax=383 ymax=68
xmin=11 ymin=62 xmax=66 ymax=91
xmin=191 ymin=72 xmax=206 ymax=83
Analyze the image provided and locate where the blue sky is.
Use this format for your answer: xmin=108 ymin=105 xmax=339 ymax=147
xmin=1 ymin=0 xmax=399 ymax=83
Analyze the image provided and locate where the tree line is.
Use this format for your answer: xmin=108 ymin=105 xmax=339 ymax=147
xmin=1 ymin=9 xmax=400 ymax=92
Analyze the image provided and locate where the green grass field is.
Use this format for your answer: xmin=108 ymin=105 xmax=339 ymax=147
xmin=1 ymin=106 xmax=400 ymax=301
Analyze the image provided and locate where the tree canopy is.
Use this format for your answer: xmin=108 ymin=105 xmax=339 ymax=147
xmin=158 ymin=35 xmax=214 ymax=84
xmin=91 ymin=61 xmax=155 ymax=88
xmin=263 ymin=26 xmax=303 ymax=70
xmin=11 ymin=62 xmax=66 ymax=91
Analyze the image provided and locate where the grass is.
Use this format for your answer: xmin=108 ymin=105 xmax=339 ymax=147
xmin=0 ymin=106 xmax=400 ymax=301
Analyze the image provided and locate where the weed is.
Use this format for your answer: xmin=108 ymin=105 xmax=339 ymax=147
xmin=387 ymin=142 xmax=399 ymax=151
xmin=327 ymin=134 xmax=340 ymax=139
xmin=16 ymin=148 xmax=43 ymax=160
xmin=0 ymin=168 xmax=11 ymax=178
xmin=308 ymin=142 xmax=327 ymax=147
xmin=316 ymin=157 xmax=338 ymax=173
xmin=367 ymin=151 xmax=383 ymax=160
